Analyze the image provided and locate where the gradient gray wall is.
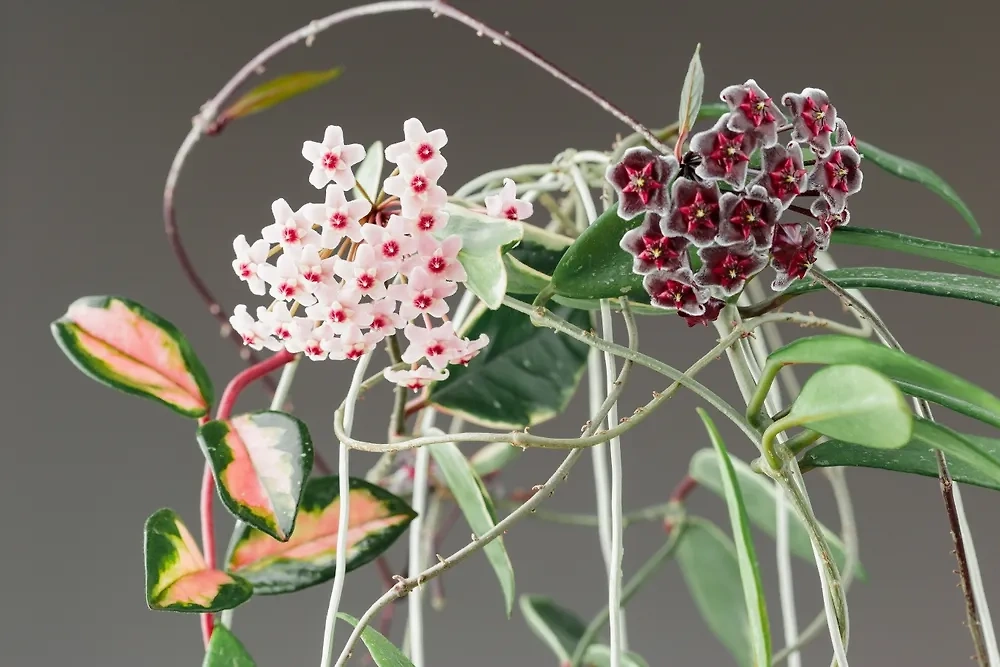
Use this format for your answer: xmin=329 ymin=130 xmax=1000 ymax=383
xmin=3 ymin=0 xmax=999 ymax=664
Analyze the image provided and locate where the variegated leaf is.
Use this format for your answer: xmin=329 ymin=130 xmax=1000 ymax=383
xmin=51 ymin=296 xmax=213 ymax=418
xmin=226 ymin=476 xmax=416 ymax=594
xmin=144 ymin=509 xmax=252 ymax=613
xmin=198 ymin=411 xmax=313 ymax=541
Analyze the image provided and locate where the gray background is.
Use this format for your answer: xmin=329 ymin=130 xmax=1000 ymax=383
xmin=3 ymin=0 xmax=999 ymax=664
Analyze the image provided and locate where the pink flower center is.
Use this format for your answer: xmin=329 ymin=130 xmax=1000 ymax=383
xmin=426 ymin=343 xmax=445 ymax=357
xmin=282 ymin=226 xmax=301 ymax=244
xmin=241 ymin=333 xmax=257 ymax=346
xmin=278 ymin=281 xmax=298 ymax=298
xmin=306 ymin=341 xmax=323 ymax=357
xmin=382 ymin=240 xmax=400 ymax=258
xmin=322 ymin=151 xmax=340 ymax=170
xmin=238 ymin=262 xmax=252 ymax=278
xmin=622 ymin=161 xmax=662 ymax=205
xmin=357 ymin=273 xmax=375 ymax=290
xmin=303 ymin=267 xmax=322 ymax=283
xmin=504 ymin=206 xmax=519 ymax=220
xmin=345 ymin=345 xmax=365 ymax=360
xmin=413 ymin=293 xmax=433 ymax=310
xmin=371 ymin=315 xmax=387 ymax=330
xmin=738 ymin=90 xmax=774 ymax=127
xmin=329 ymin=212 xmax=348 ymax=229
xmin=417 ymin=213 xmax=437 ymax=231
xmin=274 ymin=326 xmax=291 ymax=340
xmin=416 ymin=143 xmax=436 ymax=161
xmin=328 ymin=307 xmax=346 ymax=323
xmin=410 ymin=175 xmax=428 ymax=194
xmin=427 ymin=255 xmax=447 ymax=273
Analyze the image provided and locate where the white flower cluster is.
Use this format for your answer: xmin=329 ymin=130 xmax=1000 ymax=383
xmin=229 ymin=119 xmax=530 ymax=390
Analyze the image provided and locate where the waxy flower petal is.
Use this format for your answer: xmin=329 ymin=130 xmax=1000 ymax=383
xmin=643 ymin=267 xmax=708 ymax=315
xmin=258 ymin=253 xmax=318 ymax=307
xmin=770 ymin=222 xmax=821 ymax=291
xmin=256 ymin=303 xmax=297 ymax=342
xmin=401 ymin=322 xmax=463 ymax=371
xmin=304 ymin=284 xmax=373 ymax=334
xmin=451 ymin=333 xmax=489 ymax=366
xmin=325 ymin=326 xmax=378 ymax=361
xmin=261 ymin=199 xmax=321 ymax=251
xmin=403 ymin=234 xmax=466 ymax=282
xmin=285 ymin=320 xmax=335 ymax=361
xmin=367 ymin=299 xmax=407 ymax=340
xmin=811 ymin=198 xmax=851 ymax=235
xmin=333 ymin=244 xmax=396 ymax=300
xmin=390 ymin=266 xmax=457 ymax=321
xmin=485 ymin=178 xmax=534 ymax=221
xmin=717 ymin=186 xmax=781 ymax=250
xmin=385 ymin=118 xmax=448 ymax=168
xmin=834 ymin=118 xmax=857 ymax=150
xmin=810 ymin=146 xmax=863 ymax=213
xmin=402 ymin=209 xmax=449 ymax=236
xmin=302 ymin=125 xmax=367 ymax=190
xmin=605 ymin=147 xmax=679 ymax=219
xmin=230 ymin=305 xmax=281 ymax=352
xmin=385 ymin=365 xmax=450 ymax=391
xmin=619 ymin=212 xmax=690 ymax=274
xmin=232 ymin=234 xmax=270 ymax=296
xmin=680 ymin=297 xmax=726 ymax=327
xmin=782 ymin=88 xmax=838 ymax=157
xmin=383 ymin=155 xmax=447 ymax=218
xmin=690 ymin=114 xmax=757 ymax=189
xmin=720 ymin=79 xmax=784 ymax=148
xmin=663 ymin=178 xmax=722 ymax=247
xmin=302 ymin=186 xmax=370 ymax=248
xmin=696 ymin=241 xmax=768 ymax=297
xmin=754 ymin=142 xmax=808 ymax=211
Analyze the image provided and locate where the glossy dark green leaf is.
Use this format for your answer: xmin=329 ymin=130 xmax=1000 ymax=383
xmin=428 ymin=301 xmax=589 ymax=428
xmin=427 ymin=435 xmax=515 ymax=616
xmin=742 ymin=268 xmax=1000 ymax=317
xmin=337 ymin=613 xmax=414 ymax=667
xmin=855 ymin=139 xmax=980 ymax=236
xmin=676 ymin=518 xmax=753 ymax=667
xmin=512 ymin=224 xmax=572 ymax=275
xmin=785 ymin=365 xmax=912 ymax=449
xmin=689 ymin=449 xmax=865 ymax=580
xmin=831 ymin=227 xmax=1000 ymax=277
xmin=203 ymin=626 xmax=256 ymax=667
xmin=760 ymin=335 xmax=1000 ymax=430
xmin=677 ymin=44 xmax=704 ymax=140
xmin=220 ymin=68 xmax=344 ymax=122
xmin=801 ymin=419 xmax=1000 ymax=493
xmin=698 ymin=411 xmax=771 ymax=666
xmin=549 ymin=207 xmax=645 ymax=301
xmin=519 ymin=595 xmax=586 ymax=662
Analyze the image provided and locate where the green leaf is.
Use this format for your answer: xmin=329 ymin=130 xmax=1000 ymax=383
xmin=144 ymin=509 xmax=253 ymax=613
xmin=511 ymin=224 xmax=572 ymax=275
xmin=437 ymin=204 xmax=523 ymax=309
xmin=519 ymin=595 xmax=586 ymax=663
xmin=428 ymin=301 xmax=589 ymax=429
xmin=688 ymin=448 xmax=865 ymax=580
xmin=197 ymin=410 xmax=313 ymax=541
xmin=855 ymin=139 xmax=980 ymax=236
xmin=220 ymin=68 xmax=344 ymax=122
xmin=762 ymin=335 xmax=1000 ymax=430
xmin=550 ymin=207 xmax=645 ymax=301
xmin=469 ymin=442 xmax=523 ymax=477
xmin=802 ymin=419 xmax=1000 ymax=493
xmin=582 ymin=645 xmax=650 ymax=667
xmin=337 ymin=613 xmax=414 ymax=667
xmin=51 ymin=296 xmax=213 ymax=418
xmin=427 ymin=435 xmax=515 ymax=616
xmin=784 ymin=365 xmax=913 ymax=449
xmin=203 ymin=626 xmax=256 ymax=667
xmin=697 ymin=410 xmax=771 ymax=667
xmin=677 ymin=44 xmax=704 ymax=140
xmin=353 ymin=141 xmax=384 ymax=204
xmin=698 ymin=102 xmax=728 ymax=121
xmin=742 ymin=268 xmax=1000 ymax=316
xmin=831 ymin=227 xmax=1000 ymax=277
xmin=226 ymin=476 xmax=415 ymax=594
xmin=676 ymin=517 xmax=753 ymax=667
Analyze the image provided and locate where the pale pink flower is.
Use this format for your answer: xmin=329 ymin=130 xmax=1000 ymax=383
xmin=452 ymin=333 xmax=489 ymax=365
xmin=385 ymin=365 xmax=450 ymax=391
xmin=361 ymin=216 xmax=416 ymax=271
xmin=302 ymin=186 xmax=370 ymax=248
xmin=258 ymin=253 xmax=317 ymax=307
xmin=382 ymin=155 xmax=447 ymax=218
xmin=232 ymin=234 xmax=270 ymax=296
xmin=288 ymin=244 xmax=337 ymax=293
xmin=285 ymin=320 xmax=335 ymax=361
xmin=261 ymin=199 xmax=321 ymax=251
xmin=367 ymin=299 xmax=407 ymax=340
xmin=255 ymin=303 xmax=296 ymax=342
xmin=390 ymin=267 xmax=457 ymax=321
xmin=302 ymin=125 xmax=366 ymax=190
xmin=334 ymin=244 xmax=396 ymax=300
xmin=401 ymin=322 xmax=463 ymax=370
xmin=485 ymin=178 xmax=533 ymax=220
xmin=325 ymin=326 xmax=378 ymax=361
xmin=384 ymin=118 xmax=448 ymax=169
xmin=230 ymin=305 xmax=281 ymax=351
xmin=400 ymin=209 xmax=449 ymax=236
xmin=304 ymin=284 xmax=373 ymax=334
xmin=402 ymin=234 xmax=466 ymax=282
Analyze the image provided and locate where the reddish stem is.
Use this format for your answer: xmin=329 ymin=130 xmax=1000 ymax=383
xmin=664 ymin=474 xmax=698 ymax=533
xmin=199 ymin=459 xmax=216 ymax=646
xmin=217 ymin=349 xmax=295 ymax=420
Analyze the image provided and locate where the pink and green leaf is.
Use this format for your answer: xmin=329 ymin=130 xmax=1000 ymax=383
xmin=144 ymin=509 xmax=252 ymax=612
xmin=51 ymin=296 xmax=213 ymax=418
xmin=198 ymin=411 xmax=313 ymax=542
xmin=226 ymin=476 xmax=416 ymax=595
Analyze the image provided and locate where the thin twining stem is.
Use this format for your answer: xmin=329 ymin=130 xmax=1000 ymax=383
xmin=331 ymin=282 xmax=641 ymax=667
xmin=809 ymin=267 xmax=995 ymax=667
xmin=499 ymin=501 xmax=677 ymax=528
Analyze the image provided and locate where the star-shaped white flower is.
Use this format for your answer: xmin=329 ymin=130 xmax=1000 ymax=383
xmin=334 ymin=244 xmax=397 ymax=300
xmin=261 ymin=199 xmax=321 ymax=251
xmin=302 ymin=125 xmax=367 ymax=190
xmin=255 ymin=302 xmax=297 ymax=342
xmin=385 ymin=365 xmax=450 ymax=391
xmin=367 ymin=299 xmax=407 ymax=341
xmin=485 ymin=178 xmax=533 ymax=220
xmin=304 ymin=283 xmax=374 ymax=334
xmin=258 ymin=253 xmax=318 ymax=307
xmin=325 ymin=326 xmax=379 ymax=361
xmin=232 ymin=234 xmax=270 ymax=295
xmin=302 ymin=186 xmax=371 ymax=249
xmin=285 ymin=320 xmax=335 ymax=361
xmin=288 ymin=244 xmax=337 ymax=294
xmin=452 ymin=333 xmax=489 ymax=365
xmin=361 ymin=215 xmax=416 ymax=272
xmin=401 ymin=322 xmax=463 ymax=370
xmin=230 ymin=305 xmax=281 ymax=351
xmin=390 ymin=266 xmax=457 ymax=321
xmin=402 ymin=233 xmax=466 ymax=282
xmin=382 ymin=155 xmax=447 ymax=218
xmin=384 ymin=118 xmax=448 ymax=169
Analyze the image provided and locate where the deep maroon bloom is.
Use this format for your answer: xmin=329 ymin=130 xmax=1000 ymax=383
xmin=834 ymin=118 xmax=857 ymax=150
xmin=690 ymin=114 xmax=757 ymax=189
xmin=720 ymin=79 xmax=784 ymax=148
xmin=643 ymin=267 xmax=708 ymax=315
xmin=681 ymin=297 xmax=726 ymax=327
xmin=606 ymin=147 xmax=679 ymax=219
xmin=754 ymin=142 xmax=808 ymax=211
xmin=696 ymin=241 xmax=768 ymax=297
xmin=770 ymin=222 xmax=821 ymax=291
xmin=782 ymin=88 xmax=838 ymax=157
xmin=717 ymin=186 xmax=781 ymax=250
xmin=619 ymin=213 xmax=690 ymax=275
xmin=811 ymin=198 xmax=851 ymax=235
xmin=809 ymin=146 xmax=863 ymax=213
xmin=663 ymin=178 xmax=722 ymax=247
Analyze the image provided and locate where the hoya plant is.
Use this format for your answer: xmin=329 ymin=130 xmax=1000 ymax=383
xmin=52 ymin=2 xmax=1000 ymax=666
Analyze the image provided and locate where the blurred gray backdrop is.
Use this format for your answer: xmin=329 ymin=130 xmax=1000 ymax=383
xmin=3 ymin=0 xmax=999 ymax=665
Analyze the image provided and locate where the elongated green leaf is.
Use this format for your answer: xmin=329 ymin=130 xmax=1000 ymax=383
xmin=802 ymin=426 xmax=1000 ymax=493
xmin=428 ymin=301 xmax=589 ymax=429
xmin=742 ymin=268 xmax=1000 ymax=317
xmin=469 ymin=442 xmax=523 ymax=477
xmin=583 ymin=645 xmax=650 ymax=667
xmin=428 ymin=436 xmax=515 ymax=616
xmin=550 ymin=207 xmax=645 ymax=301
xmin=676 ymin=518 xmax=753 ymax=667
xmin=226 ymin=476 xmax=415 ymax=594
xmin=831 ymin=227 xmax=1000 ymax=277
xmin=220 ymin=68 xmax=344 ymax=122
xmin=785 ymin=365 xmax=912 ymax=449
xmin=698 ymin=101 xmax=728 ymax=121
xmin=198 ymin=411 xmax=313 ymax=541
xmin=677 ymin=44 xmax=704 ymax=140
xmin=203 ymin=626 xmax=256 ymax=667
xmin=338 ymin=613 xmax=414 ymax=667
xmin=512 ymin=224 xmax=572 ymax=275
xmin=698 ymin=410 xmax=771 ymax=666
xmin=145 ymin=509 xmax=252 ymax=613
xmin=519 ymin=595 xmax=586 ymax=662
xmin=353 ymin=141 xmax=384 ymax=204
xmin=438 ymin=204 xmax=523 ymax=309
xmin=762 ymin=335 xmax=1000 ymax=430
xmin=689 ymin=449 xmax=865 ymax=580
xmin=855 ymin=139 xmax=980 ymax=236
xmin=51 ymin=296 xmax=213 ymax=418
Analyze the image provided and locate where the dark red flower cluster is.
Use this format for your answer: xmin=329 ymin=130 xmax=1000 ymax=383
xmin=613 ymin=80 xmax=864 ymax=326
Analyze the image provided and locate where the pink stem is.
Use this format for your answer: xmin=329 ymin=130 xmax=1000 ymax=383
xmin=217 ymin=349 xmax=295 ymax=420
xmin=199 ymin=458 xmax=216 ymax=646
